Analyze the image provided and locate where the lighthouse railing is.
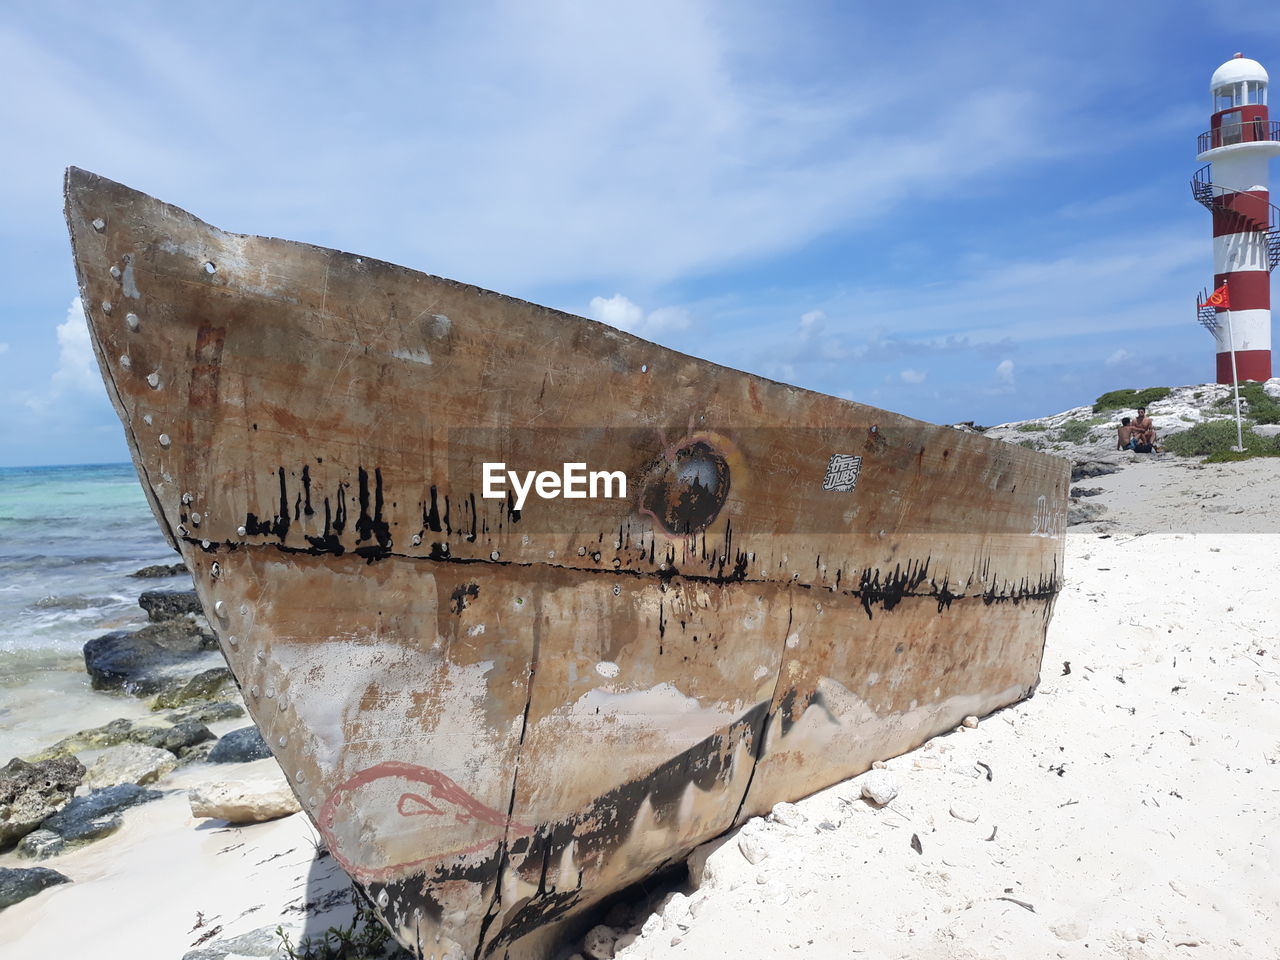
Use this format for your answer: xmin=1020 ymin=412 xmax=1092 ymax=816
xmin=1197 ymin=119 xmax=1280 ymax=153
xmin=1190 ymin=166 xmax=1280 ymax=271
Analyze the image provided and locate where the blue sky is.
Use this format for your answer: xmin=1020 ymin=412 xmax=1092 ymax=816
xmin=1 ymin=1 xmax=1277 ymax=466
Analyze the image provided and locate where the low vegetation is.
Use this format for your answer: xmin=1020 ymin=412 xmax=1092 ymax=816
xmin=278 ymin=886 xmax=410 ymax=960
xmin=1214 ymin=382 xmax=1280 ymax=425
xmin=1161 ymin=419 xmax=1280 ymax=461
xmin=1017 ymin=422 xmax=1048 ymax=433
xmin=1093 ymin=386 xmax=1172 ymax=413
xmin=1057 ymin=416 xmax=1108 ymax=444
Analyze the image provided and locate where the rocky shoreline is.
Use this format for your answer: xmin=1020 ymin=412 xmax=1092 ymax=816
xmin=0 ymin=566 xmax=300 ymax=914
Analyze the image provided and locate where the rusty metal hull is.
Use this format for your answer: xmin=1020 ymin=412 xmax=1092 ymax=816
xmin=64 ymin=167 xmax=1068 ymax=959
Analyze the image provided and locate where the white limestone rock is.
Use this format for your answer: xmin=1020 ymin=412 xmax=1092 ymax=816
xmin=582 ymin=924 xmax=618 ymax=960
xmin=84 ymin=742 xmax=177 ymax=789
xmin=188 ymin=778 xmax=301 ymax=824
xmin=860 ymin=770 xmax=899 ymax=806
xmin=738 ymin=833 xmax=771 ymax=864
xmin=769 ymin=801 xmax=807 ymax=829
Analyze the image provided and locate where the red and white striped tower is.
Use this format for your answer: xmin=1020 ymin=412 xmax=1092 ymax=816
xmin=1192 ymin=53 xmax=1280 ymax=383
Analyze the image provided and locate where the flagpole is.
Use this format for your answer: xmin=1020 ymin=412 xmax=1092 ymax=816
xmin=1223 ymin=280 xmax=1244 ymax=452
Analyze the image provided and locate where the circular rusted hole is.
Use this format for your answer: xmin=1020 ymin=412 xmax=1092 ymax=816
xmin=641 ymin=439 xmax=730 ymax=536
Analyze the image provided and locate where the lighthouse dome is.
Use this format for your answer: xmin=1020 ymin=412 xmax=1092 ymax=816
xmin=1210 ymin=54 xmax=1267 ymax=90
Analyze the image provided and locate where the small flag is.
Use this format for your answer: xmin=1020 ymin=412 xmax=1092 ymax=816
xmin=1204 ymin=282 xmax=1230 ymax=309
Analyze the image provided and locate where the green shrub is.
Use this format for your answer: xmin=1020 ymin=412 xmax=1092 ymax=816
xmin=1162 ymin=419 xmax=1279 ymax=459
xmin=1057 ymin=416 xmax=1107 ymax=443
xmin=1017 ymin=422 xmax=1048 ymax=432
xmin=1093 ymin=386 xmax=1172 ymax=413
xmin=278 ymin=885 xmax=410 ymax=959
xmin=1215 ymin=383 xmax=1280 ymax=425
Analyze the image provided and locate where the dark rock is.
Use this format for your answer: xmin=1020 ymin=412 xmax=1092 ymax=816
xmin=1071 ymin=458 xmax=1122 ymax=482
xmin=165 ymin=701 xmax=245 ymax=726
xmin=0 ymin=756 xmax=86 ymax=849
xmin=153 ymin=667 xmax=236 ymax=709
xmin=0 ymin=866 xmax=71 ymax=908
xmin=208 ymin=726 xmax=271 ymax=764
xmin=131 ymin=562 xmax=189 ymax=579
xmin=176 ymin=741 xmax=218 ymax=766
xmin=14 ymin=829 xmax=64 ymax=860
xmin=38 ymin=783 xmax=161 ymax=847
xmin=1068 ymin=500 xmax=1109 ymax=526
xmin=28 ymin=717 xmax=214 ymax=763
xmin=83 ymin=618 xmax=217 ymax=694
xmin=132 ymin=718 xmax=216 ymax=754
xmin=138 ymin=589 xmax=202 ymax=621
xmin=1069 ymin=486 xmax=1104 ymax=498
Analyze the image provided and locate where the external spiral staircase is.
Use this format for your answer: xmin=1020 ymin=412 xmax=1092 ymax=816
xmin=1191 ymin=163 xmax=1280 ymax=332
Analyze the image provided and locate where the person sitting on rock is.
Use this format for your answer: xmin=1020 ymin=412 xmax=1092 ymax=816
xmin=1131 ymin=407 xmax=1157 ymax=450
xmin=1116 ymin=417 xmax=1138 ymax=450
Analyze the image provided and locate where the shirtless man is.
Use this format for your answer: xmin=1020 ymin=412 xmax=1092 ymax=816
xmin=1116 ymin=416 xmax=1137 ymax=450
xmin=1131 ymin=407 xmax=1157 ymax=448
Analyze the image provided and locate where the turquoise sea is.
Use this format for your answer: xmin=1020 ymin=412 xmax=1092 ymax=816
xmin=0 ymin=463 xmax=185 ymax=755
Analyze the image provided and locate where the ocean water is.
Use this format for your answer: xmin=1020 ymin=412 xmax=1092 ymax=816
xmin=0 ymin=463 xmax=186 ymax=756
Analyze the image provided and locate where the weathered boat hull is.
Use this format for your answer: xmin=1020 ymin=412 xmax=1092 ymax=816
xmin=65 ymin=167 xmax=1067 ymax=958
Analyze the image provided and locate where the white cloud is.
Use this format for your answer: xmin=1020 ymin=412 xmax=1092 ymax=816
xmin=588 ymin=294 xmax=691 ymax=337
xmin=900 ymin=368 xmax=927 ymax=384
xmin=1106 ymin=348 xmax=1132 ymax=366
xmin=53 ymin=298 xmax=97 ymax=390
xmin=0 ymin=3 xmax=1086 ymax=294
xmin=996 ymin=359 xmax=1016 ymax=386
xmin=798 ymin=310 xmax=826 ymax=340
xmin=23 ymin=298 xmax=101 ymax=413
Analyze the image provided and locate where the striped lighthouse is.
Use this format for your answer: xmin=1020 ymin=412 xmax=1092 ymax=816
xmin=1192 ymin=54 xmax=1280 ymax=384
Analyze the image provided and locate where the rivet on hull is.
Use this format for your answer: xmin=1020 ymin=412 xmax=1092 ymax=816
xmin=92 ymin=218 xmax=105 ymax=231
xmin=147 ymin=372 xmax=161 ymax=389
xmin=158 ymin=434 xmax=171 ymax=447
xmin=125 ymin=313 xmax=139 ymax=331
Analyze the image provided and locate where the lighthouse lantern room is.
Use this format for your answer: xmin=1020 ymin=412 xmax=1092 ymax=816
xmin=1192 ymin=53 xmax=1280 ymax=384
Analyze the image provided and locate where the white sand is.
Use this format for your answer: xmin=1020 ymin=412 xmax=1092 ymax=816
xmin=2 ymin=457 xmax=1277 ymax=959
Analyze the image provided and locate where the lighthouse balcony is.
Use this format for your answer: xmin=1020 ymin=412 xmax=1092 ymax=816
xmin=1197 ymin=120 xmax=1280 ymax=158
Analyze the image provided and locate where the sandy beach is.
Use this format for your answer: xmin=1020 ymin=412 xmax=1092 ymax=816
xmin=2 ymin=451 xmax=1277 ymax=960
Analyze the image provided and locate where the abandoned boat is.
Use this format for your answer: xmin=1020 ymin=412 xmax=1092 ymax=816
xmin=65 ymin=167 xmax=1068 ymax=959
